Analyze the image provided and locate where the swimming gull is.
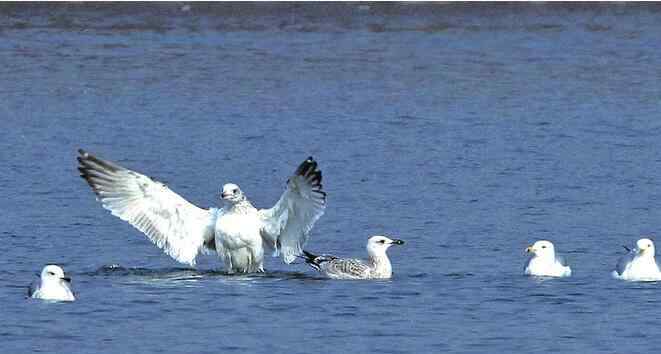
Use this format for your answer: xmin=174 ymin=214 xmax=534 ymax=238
xmin=302 ymin=235 xmax=404 ymax=279
xmin=77 ymin=149 xmax=326 ymax=273
xmin=28 ymin=265 xmax=75 ymax=302
xmin=612 ymin=238 xmax=661 ymax=281
xmin=524 ymin=240 xmax=571 ymax=277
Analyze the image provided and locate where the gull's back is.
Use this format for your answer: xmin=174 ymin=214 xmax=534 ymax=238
xmin=321 ymin=258 xmax=372 ymax=280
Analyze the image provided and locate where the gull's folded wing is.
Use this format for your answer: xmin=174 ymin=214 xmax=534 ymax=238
xmin=324 ymin=258 xmax=371 ymax=279
xmin=556 ymin=255 xmax=569 ymax=267
xmin=615 ymin=247 xmax=636 ymax=276
xmin=27 ymin=280 xmax=38 ymax=298
xmin=259 ymin=157 xmax=326 ymax=263
xmin=77 ymin=149 xmax=217 ymax=266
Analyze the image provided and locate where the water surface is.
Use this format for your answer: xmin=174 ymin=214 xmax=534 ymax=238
xmin=2 ymin=3 xmax=661 ymax=353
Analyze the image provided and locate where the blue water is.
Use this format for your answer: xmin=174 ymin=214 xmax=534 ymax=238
xmin=3 ymin=3 xmax=661 ymax=353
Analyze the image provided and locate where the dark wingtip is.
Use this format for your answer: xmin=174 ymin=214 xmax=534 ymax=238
xmin=76 ymin=149 xmax=122 ymax=173
xmin=294 ymin=156 xmax=321 ymax=181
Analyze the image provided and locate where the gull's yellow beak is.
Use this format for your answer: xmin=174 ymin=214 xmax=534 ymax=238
xmin=526 ymin=246 xmax=534 ymax=253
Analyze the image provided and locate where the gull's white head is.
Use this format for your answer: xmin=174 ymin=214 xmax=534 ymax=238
xmin=526 ymin=240 xmax=556 ymax=260
xmin=366 ymin=235 xmax=405 ymax=257
xmin=220 ymin=183 xmax=245 ymax=204
xmin=636 ymin=238 xmax=655 ymax=256
xmin=40 ymin=265 xmax=71 ymax=285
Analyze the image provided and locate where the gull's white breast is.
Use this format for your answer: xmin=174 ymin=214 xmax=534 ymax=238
xmin=32 ymin=283 xmax=75 ymax=302
xmin=215 ymin=210 xmax=262 ymax=249
xmin=618 ymin=256 xmax=661 ymax=281
xmin=525 ymin=258 xmax=571 ymax=277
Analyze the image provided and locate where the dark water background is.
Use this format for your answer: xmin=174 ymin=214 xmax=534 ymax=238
xmin=2 ymin=3 xmax=661 ymax=353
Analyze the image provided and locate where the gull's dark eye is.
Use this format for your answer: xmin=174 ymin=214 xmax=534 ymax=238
xmin=48 ymin=271 xmax=55 ymax=276
xmin=379 ymin=240 xmax=386 ymax=244
xmin=233 ymin=188 xmax=238 ymax=194
xmin=541 ymin=245 xmax=547 ymax=249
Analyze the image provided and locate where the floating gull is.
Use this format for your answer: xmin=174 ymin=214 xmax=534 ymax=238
xmin=612 ymin=238 xmax=661 ymax=281
xmin=28 ymin=265 xmax=75 ymax=302
xmin=78 ymin=149 xmax=326 ymax=273
xmin=302 ymin=235 xmax=404 ymax=279
xmin=524 ymin=240 xmax=571 ymax=277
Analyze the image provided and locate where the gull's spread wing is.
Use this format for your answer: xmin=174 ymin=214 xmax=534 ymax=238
xmin=259 ymin=157 xmax=326 ymax=263
xmin=77 ymin=149 xmax=217 ymax=266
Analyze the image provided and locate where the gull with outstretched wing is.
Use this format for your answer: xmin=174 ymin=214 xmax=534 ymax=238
xmin=77 ymin=149 xmax=326 ymax=273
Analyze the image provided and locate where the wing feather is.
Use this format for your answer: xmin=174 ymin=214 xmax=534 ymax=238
xmin=615 ymin=248 xmax=636 ymax=276
xmin=259 ymin=157 xmax=327 ymax=263
xmin=77 ymin=149 xmax=217 ymax=266
xmin=324 ymin=258 xmax=371 ymax=279
xmin=555 ymin=255 xmax=568 ymax=267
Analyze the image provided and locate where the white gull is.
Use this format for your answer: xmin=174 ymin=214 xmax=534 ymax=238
xmin=613 ymin=238 xmax=661 ymax=281
xmin=28 ymin=265 xmax=75 ymax=302
xmin=524 ymin=240 xmax=571 ymax=278
xmin=78 ymin=149 xmax=326 ymax=274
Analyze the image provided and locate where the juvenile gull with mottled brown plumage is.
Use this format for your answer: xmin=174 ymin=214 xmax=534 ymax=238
xmin=302 ymin=236 xmax=404 ymax=279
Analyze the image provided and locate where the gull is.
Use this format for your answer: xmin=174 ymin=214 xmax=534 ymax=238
xmin=302 ymin=235 xmax=404 ymax=279
xmin=77 ymin=149 xmax=326 ymax=273
xmin=28 ymin=265 xmax=75 ymax=302
xmin=613 ymin=238 xmax=661 ymax=281
xmin=524 ymin=240 xmax=571 ymax=277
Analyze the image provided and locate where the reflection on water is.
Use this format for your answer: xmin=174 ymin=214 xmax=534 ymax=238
xmin=89 ymin=264 xmax=323 ymax=287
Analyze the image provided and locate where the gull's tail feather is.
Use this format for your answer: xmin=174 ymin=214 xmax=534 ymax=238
xmin=300 ymin=250 xmax=336 ymax=272
xmin=301 ymin=250 xmax=321 ymax=271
